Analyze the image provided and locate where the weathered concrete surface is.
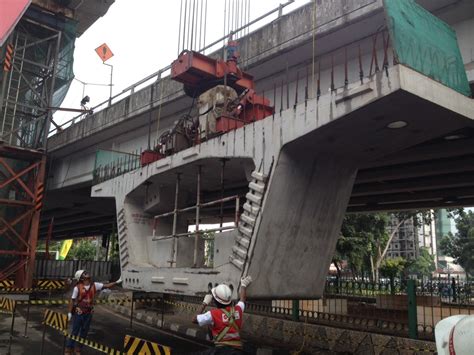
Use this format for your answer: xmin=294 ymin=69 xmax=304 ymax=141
xmin=93 ymin=65 xmax=474 ymax=298
xmin=47 ymin=0 xmax=385 ymax=154
xmin=247 ymin=154 xmax=357 ymax=299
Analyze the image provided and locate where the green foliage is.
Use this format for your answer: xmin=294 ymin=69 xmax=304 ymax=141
xmin=108 ymin=233 xmax=120 ymax=262
xmin=406 ymin=247 xmax=435 ymax=277
xmin=380 ymin=257 xmax=406 ymax=278
xmin=66 ymin=239 xmax=96 ymax=261
xmin=336 ymin=213 xmax=389 ymax=277
xmin=440 ymin=209 xmax=474 ymax=276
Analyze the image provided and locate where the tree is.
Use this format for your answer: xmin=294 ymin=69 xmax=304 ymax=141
xmin=440 ymin=209 xmax=474 ymax=276
xmin=406 ymin=247 xmax=435 ymax=278
xmin=108 ymin=233 xmax=120 ymax=262
xmin=380 ymin=257 xmax=406 ymax=294
xmin=338 ymin=213 xmax=389 ymax=280
xmin=66 ymin=239 xmax=96 ymax=261
xmin=337 ymin=210 xmax=432 ymax=281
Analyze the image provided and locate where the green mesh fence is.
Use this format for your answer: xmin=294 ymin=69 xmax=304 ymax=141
xmin=384 ymin=0 xmax=470 ymax=97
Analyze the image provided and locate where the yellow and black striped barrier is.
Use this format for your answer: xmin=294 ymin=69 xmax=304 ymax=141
xmin=3 ymin=43 xmax=13 ymax=72
xmin=15 ymin=298 xmax=130 ymax=306
xmin=0 ymin=280 xmax=14 ymax=288
xmin=0 ymin=279 xmax=67 ymax=292
xmin=47 ymin=323 xmax=123 ymax=355
xmin=0 ymin=297 xmax=15 ymax=313
xmin=14 ymin=297 xmax=161 ymax=306
xmin=43 ymin=309 xmax=68 ymax=331
xmin=123 ymin=335 xmax=171 ymax=355
xmin=163 ymin=299 xmax=199 ymax=312
xmin=46 ymin=324 xmax=173 ymax=354
xmin=36 ymin=279 xmax=66 ymax=290
xmin=35 ymin=182 xmax=45 ymax=211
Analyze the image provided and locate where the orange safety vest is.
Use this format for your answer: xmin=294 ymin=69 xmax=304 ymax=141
xmin=210 ymin=305 xmax=243 ymax=348
xmin=76 ymin=283 xmax=96 ymax=314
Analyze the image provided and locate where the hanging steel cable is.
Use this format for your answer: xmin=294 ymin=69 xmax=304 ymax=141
xmin=178 ymin=0 xmax=183 ymax=55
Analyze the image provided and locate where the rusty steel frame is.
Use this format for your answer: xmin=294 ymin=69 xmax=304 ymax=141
xmin=0 ymin=6 xmax=64 ymax=288
xmin=0 ymin=146 xmax=46 ymax=288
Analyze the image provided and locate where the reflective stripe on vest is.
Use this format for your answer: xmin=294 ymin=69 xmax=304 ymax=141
xmin=77 ymin=283 xmax=96 ymax=312
xmin=449 ymin=323 xmax=456 ymax=355
xmin=212 ymin=306 xmax=243 ymax=348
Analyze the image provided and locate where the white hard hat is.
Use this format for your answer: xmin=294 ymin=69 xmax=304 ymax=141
xmin=211 ymin=284 xmax=232 ymax=305
xmin=74 ymin=270 xmax=86 ymax=281
xmin=435 ymin=315 xmax=474 ymax=354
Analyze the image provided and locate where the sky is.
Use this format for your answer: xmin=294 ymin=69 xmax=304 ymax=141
xmin=55 ymin=0 xmax=311 ymax=126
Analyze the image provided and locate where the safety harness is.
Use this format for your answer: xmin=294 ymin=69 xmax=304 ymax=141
xmin=214 ymin=306 xmax=243 ymax=348
xmin=76 ymin=283 xmax=96 ymax=314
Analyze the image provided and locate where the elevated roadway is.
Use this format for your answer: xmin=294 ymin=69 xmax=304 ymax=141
xmin=43 ymin=0 xmax=474 ymax=239
xmin=40 ymin=0 xmax=474 ymax=298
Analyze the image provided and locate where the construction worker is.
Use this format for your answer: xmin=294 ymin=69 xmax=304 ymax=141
xmin=193 ymin=276 xmax=252 ymax=354
xmin=435 ymin=315 xmax=474 ymax=354
xmin=65 ymin=270 xmax=122 ymax=354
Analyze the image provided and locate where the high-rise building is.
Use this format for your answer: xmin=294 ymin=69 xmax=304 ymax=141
xmin=434 ymin=209 xmax=453 ymax=257
xmin=386 ymin=209 xmax=453 ymax=268
xmin=386 ymin=216 xmax=418 ymax=260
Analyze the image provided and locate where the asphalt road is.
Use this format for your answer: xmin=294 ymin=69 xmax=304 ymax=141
xmin=0 ymin=305 xmax=209 ymax=354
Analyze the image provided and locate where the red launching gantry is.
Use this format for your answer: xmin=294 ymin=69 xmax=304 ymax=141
xmin=171 ymin=41 xmax=274 ymax=133
xmin=141 ymin=42 xmax=274 ymax=166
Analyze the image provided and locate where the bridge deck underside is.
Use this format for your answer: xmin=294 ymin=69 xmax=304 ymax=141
xmin=41 ymin=88 xmax=474 ymax=239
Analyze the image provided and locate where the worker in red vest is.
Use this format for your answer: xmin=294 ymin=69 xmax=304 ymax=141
xmin=65 ymin=270 xmax=122 ymax=355
xmin=193 ymin=276 xmax=252 ymax=353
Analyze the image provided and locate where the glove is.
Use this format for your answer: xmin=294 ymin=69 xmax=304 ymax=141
xmin=115 ymin=277 xmax=123 ymax=285
xmin=202 ymin=294 xmax=213 ymax=306
xmin=67 ymin=312 xmax=72 ymax=321
xmin=241 ymin=276 xmax=252 ymax=288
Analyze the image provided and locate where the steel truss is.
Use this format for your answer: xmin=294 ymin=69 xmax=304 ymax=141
xmin=0 ymin=17 xmax=61 ymax=149
xmin=0 ymin=143 xmax=45 ymax=288
xmin=0 ymin=11 xmax=63 ymax=288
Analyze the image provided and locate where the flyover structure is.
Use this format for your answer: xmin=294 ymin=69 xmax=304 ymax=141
xmin=43 ymin=0 xmax=474 ymax=298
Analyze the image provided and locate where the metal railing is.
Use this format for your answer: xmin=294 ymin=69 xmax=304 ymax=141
xmin=87 ymin=28 xmax=395 ymax=186
xmin=34 ymin=259 xmax=120 ymax=282
xmin=93 ymin=149 xmax=141 ymax=184
xmin=49 ymin=1 xmax=296 ymax=136
xmin=165 ymin=277 xmax=473 ymax=341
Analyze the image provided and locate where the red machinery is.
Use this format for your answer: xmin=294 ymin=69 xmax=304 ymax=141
xmin=171 ymin=42 xmax=274 ymax=133
xmin=141 ymin=42 xmax=274 ymax=167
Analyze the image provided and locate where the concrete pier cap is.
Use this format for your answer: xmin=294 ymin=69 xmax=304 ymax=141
xmin=93 ymin=63 xmax=474 ymax=298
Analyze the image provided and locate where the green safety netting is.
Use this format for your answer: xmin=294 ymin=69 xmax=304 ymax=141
xmin=93 ymin=149 xmax=141 ymax=183
xmin=384 ymin=0 xmax=470 ymax=97
xmin=94 ymin=149 xmax=138 ymax=170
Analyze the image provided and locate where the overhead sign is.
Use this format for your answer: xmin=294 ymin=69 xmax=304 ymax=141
xmin=0 ymin=0 xmax=32 ymax=47
xmin=95 ymin=43 xmax=114 ymax=62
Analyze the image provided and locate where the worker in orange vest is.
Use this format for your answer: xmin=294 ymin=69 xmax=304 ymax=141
xmin=65 ymin=270 xmax=122 ymax=355
xmin=193 ymin=276 xmax=252 ymax=353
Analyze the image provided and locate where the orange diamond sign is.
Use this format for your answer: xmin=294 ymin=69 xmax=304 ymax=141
xmin=95 ymin=43 xmax=114 ymax=62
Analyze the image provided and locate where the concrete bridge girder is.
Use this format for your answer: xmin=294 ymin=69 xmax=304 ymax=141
xmin=92 ymin=65 xmax=474 ymax=298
